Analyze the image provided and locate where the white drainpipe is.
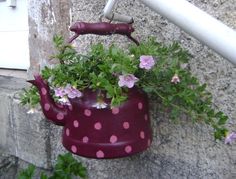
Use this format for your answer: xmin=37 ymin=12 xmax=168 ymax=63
xmin=103 ymin=0 xmax=236 ymax=65
xmin=103 ymin=0 xmax=133 ymax=22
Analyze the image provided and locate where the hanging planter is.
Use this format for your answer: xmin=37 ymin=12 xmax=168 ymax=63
xmin=29 ymin=76 xmax=152 ymax=158
xmin=26 ymin=21 xmax=153 ymax=158
xmin=21 ymin=21 xmax=229 ymax=159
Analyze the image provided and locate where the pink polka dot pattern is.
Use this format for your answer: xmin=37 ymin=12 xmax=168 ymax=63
xmin=41 ymin=87 xmax=47 ymax=95
xmin=123 ymin=122 xmax=130 ymax=129
xmin=144 ymin=114 xmax=148 ymax=121
xmin=68 ymin=105 xmax=73 ymax=111
xmin=140 ymin=131 xmax=145 ymax=139
xmin=44 ymin=103 xmax=50 ymax=111
xmin=125 ymin=145 xmax=132 ymax=153
xmin=82 ymin=136 xmax=89 ymax=143
xmin=71 ymin=145 xmax=77 ymax=153
xmin=110 ymin=135 xmax=118 ymax=143
xmin=56 ymin=113 xmax=64 ymax=120
xmin=138 ymin=102 xmax=143 ymax=110
xmin=66 ymin=128 xmax=70 ymax=136
xmin=43 ymin=80 xmax=48 ymax=85
xmin=57 ymin=104 xmax=64 ymax=108
xmin=96 ymin=150 xmax=104 ymax=158
xmin=111 ymin=107 xmax=119 ymax=115
xmin=73 ymin=120 xmax=79 ymax=128
xmin=94 ymin=122 xmax=102 ymax=130
xmin=84 ymin=109 xmax=91 ymax=116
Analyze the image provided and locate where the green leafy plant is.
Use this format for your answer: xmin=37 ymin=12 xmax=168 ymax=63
xmin=20 ymin=86 xmax=40 ymax=108
xmin=18 ymin=164 xmax=35 ymax=179
xmin=18 ymin=153 xmax=87 ymax=179
xmin=21 ymin=35 xmax=229 ymax=140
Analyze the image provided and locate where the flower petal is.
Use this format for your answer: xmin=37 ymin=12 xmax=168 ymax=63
xmin=139 ymin=55 xmax=155 ymax=70
xmin=118 ymin=74 xmax=139 ymax=88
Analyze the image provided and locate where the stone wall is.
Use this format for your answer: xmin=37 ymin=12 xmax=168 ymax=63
xmin=60 ymin=1 xmax=236 ymax=178
xmin=0 ymin=76 xmax=52 ymax=169
xmin=28 ymin=0 xmax=71 ymax=76
xmin=0 ymin=0 xmax=236 ymax=178
xmin=1 ymin=0 xmax=72 ymax=170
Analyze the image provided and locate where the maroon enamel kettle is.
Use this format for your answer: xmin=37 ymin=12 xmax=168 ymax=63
xmin=28 ymin=21 xmax=152 ymax=158
xmin=28 ymin=75 xmax=152 ymax=159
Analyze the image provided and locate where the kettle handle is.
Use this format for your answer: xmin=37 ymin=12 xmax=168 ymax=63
xmin=68 ymin=21 xmax=139 ymax=45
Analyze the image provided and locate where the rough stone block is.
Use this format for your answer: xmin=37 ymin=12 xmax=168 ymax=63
xmin=0 ymin=76 xmax=51 ymax=168
xmin=0 ymin=94 xmax=11 ymax=151
xmin=0 ymin=151 xmax=18 ymax=179
xmin=11 ymin=100 xmax=51 ymax=168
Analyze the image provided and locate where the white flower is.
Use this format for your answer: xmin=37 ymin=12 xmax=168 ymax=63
xmin=92 ymin=100 xmax=108 ymax=109
xmin=27 ymin=108 xmax=38 ymax=114
xmin=171 ymin=74 xmax=180 ymax=84
xmin=58 ymin=97 xmax=71 ymax=106
xmin=47 ymin=76 xmax=54 ymax=83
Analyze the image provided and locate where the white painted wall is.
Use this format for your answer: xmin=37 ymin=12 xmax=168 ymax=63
xmin=0 ymin=0 xmax=29 ymax=69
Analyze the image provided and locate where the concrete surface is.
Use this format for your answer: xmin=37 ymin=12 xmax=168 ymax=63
xmin=0 ymin=76 xmax=51 ymax=169
xmin=0 ymin=69 xmax=27 ymax=79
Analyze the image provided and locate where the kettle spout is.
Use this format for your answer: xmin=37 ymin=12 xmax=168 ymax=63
xmin=28 ymin=75 xmax=69 ymax=126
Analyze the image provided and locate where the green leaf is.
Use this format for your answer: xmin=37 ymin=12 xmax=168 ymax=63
xmin=18 ymin=164 xmax=35 ymax=179
xmin=20 ymin=86 xmax=40 ymax=108
xmin=170 ymin=107 xmax=181 ymax=122
xmin=52 ymin=153 xmax=87 ymax=179
xmin=217 ymin=114 xmax=228 ymax=126
xmin=214 ymin=128 xmax=228 ymax=140
xmin=40 ymin=173 xmax=48 ymax=179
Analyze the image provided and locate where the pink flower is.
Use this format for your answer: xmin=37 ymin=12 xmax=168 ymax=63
xmin=54 ymin=87 xmax=66 ymax=97
xmin=171 ymin=74 xmax=180 ymax=84
xmin=118 ymin=74 xmax=139 ymax=88
xmin=54 ymin=85 xmax=82 ymax=99
xmin=64 ymin=84 xmax=82 ymax=99
xmin=225 ymin=132 xmax=236 ymax=144
xmin=139 ymin=55 xmax=155 ymax=70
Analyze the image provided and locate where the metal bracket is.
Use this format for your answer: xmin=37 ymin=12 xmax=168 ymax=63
xmin=8 ymin=0 xmax=16 ymax=8
xmin=103 ymin=0 xmax=236 ymax=65
xmin=103 ymin=0 xmax=133 ymax=23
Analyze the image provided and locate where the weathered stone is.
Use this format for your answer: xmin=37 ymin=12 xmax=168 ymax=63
xmin=10 ymin=99 xmax=52 ymax=168
xmin=0 ymin=95 xmax=11 ymax=152
xmin=28 ymin=0 xmax=71 ymax=77
xmin=0 ymin=151 xmax=17 ymax=179
xmin=0 ymin=76 xmax=51 ymax=168
xmin=0 ymin=150 xmax=52 ymax=179
xmin=0 ymin=76 xmax=26 ymax=153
